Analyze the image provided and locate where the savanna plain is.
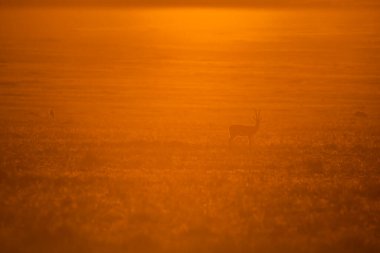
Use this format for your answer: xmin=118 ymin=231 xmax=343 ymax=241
xmin=0 ymin=7 xmax=380 ymax=253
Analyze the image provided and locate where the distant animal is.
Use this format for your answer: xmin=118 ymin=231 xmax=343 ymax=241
xmin=229 ymin=110 xmax=261 ymax=148
xmin=49 ymin=109 xmax=55 ymax=119
xmin=354 ymin=111 xmax=367 ymax=119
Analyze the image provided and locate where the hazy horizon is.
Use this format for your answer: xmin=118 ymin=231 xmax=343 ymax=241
xmin=1 ymin=0 xmax=380 ymax=8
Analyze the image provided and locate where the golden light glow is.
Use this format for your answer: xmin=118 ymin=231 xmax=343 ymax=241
xmin=0 ymin=5 xmax=379 ymax=253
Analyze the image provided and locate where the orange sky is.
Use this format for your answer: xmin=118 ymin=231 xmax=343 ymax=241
xmin=1 ymin=0 xmax=379 ymax=8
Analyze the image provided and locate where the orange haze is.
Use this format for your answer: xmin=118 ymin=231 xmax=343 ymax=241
xmin=0 ymin=5 xmax=380 ymax=253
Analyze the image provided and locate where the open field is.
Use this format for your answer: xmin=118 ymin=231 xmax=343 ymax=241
xmin=1 ymin=95 xmax=379 ymax=253
xmin=1 ymin=7 xmax=380 ymax=253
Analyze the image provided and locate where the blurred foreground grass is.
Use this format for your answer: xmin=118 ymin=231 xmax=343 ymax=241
xmin=0 ymin=119 xmax=379 ymax=253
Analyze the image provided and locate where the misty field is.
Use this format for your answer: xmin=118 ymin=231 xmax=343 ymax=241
xmin=1 ymin=7 xmax=380 ymax=253
xmin=1 ymin=99 xmax=379 ymax=253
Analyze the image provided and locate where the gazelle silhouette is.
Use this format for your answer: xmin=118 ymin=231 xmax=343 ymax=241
xmin=229 ymin=110 xmax=261 ymax=148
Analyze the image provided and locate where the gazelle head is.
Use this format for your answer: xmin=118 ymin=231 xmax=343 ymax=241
xmin=252 ymin=110 xmax=261 ymax=126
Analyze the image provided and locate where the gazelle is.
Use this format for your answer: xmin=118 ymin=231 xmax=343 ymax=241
xmin=229 ymin=110 xmax=261 ymax=147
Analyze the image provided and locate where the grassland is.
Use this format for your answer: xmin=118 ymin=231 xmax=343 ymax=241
xmin=0 ymin=105 xmax=379 ymax=253
xmin=1 ymin=7 xmax=380 ymax=253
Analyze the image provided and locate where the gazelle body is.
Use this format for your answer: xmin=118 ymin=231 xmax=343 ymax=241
xmin=229 ymin=111 xmax=261 ymax=147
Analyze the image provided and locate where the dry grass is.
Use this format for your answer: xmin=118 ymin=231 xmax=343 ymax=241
xmin=0 ymin=115 xmax=379 ymax=253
